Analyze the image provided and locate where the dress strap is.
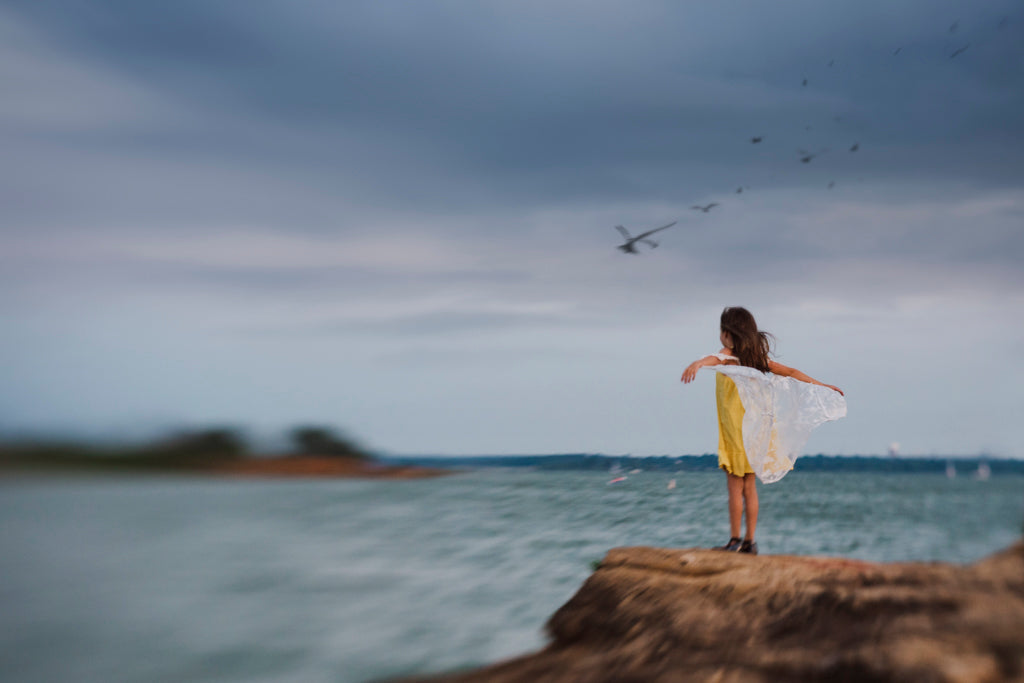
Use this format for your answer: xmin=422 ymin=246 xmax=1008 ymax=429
xmin=709 ymin=353 xmax=739 ymax=362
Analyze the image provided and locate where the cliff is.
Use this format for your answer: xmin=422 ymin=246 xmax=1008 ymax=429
xmin=411 ymin=541 xmax=1024 ymax=683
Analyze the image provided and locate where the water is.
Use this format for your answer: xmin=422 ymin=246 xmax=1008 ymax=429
xmin=1 ymin=470 xmax=1021 ymax=683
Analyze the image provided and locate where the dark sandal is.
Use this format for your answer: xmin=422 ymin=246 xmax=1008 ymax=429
xmin=739 ymin=539 xmax=759 ymax=555
xmin=716 ymin=537 xmax=742 ymax=552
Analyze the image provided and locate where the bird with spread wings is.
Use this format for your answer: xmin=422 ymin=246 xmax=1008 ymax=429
xmin=614 ymin=221 xmax=677 ymax=254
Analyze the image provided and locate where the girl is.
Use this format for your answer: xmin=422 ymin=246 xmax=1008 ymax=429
xmin=681 ymin=307 xmax=845 ymax=555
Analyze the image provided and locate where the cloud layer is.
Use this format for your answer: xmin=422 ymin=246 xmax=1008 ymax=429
xmin=2 ymin=1 xmax=1022 ymax=456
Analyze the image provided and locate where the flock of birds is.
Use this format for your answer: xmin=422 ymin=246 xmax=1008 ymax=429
xmin=613 ymin=15 xmax=1011 ymax=254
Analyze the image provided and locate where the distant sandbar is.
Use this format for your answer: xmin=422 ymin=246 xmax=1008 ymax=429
xmin=212 ymin=455 xmax=452 ymax=479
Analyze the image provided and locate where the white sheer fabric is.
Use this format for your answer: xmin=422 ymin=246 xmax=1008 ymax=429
xmin=707 ymin=364 xmax=847 ymax=483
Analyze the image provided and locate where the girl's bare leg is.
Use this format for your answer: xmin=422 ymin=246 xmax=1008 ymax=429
xmin=726 ymin=473 xmax=744 ymax=539
xmin=742 ymin=473 xmax=759 ymax=541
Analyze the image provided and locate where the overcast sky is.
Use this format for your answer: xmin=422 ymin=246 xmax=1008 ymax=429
xmin=2 ymin=1 xmax=1022 ymax=457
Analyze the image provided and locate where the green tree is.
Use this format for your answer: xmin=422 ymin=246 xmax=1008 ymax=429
xmin=290 ymin=426 xmax=367 ymax=458
xmin=141 ymin=428 xmax=248 ymax=464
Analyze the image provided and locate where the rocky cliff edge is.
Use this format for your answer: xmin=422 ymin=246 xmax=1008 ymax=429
xmin=411 ymin=540 xmax=1024 ymax=683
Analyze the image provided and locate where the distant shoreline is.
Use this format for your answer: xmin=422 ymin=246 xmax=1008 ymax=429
xmin=212 ymin=455 xmax=452 ymax=479
xmin=378 ymin=453 xmax=1024 ymax=475
xmin=0 ymin=451 xmax=453 ymax=479
xmin=4 ymin=449 xmax=1022 ymax=478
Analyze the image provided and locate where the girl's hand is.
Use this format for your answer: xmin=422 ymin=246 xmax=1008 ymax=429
xmin=681 ymin=359 xmax=705 ymax=384
xmin=824 ymin=384 xmax=844 ymax=396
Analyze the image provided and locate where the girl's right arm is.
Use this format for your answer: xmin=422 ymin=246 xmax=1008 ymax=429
xmin=681 ymin=349 xmax=732 ymax=384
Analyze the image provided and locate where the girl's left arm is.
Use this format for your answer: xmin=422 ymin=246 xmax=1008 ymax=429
xmin=768 ymin=361 xmax=844 ymax=396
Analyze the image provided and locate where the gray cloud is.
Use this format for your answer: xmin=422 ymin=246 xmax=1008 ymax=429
xmin=4 ymin=0 xmax=1023 ymax=223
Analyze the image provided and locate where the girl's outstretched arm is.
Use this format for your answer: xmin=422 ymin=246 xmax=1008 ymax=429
xmin=768 ymin=361 xmax=844 ymax=395
xmin=681 ymin=349 xmax=734 ymax=384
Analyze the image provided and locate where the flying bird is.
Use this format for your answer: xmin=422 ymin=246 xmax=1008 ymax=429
xmin=849 ymin=142 xmax=860 ymax=152
xmin=690 ymin=203 xmax=719 ymax=213
xmin=950 ymin=44 xmax=970 ymax=58
xmin=750 ymin=136 xmax=763 ymax=144
xmin=949 ymin=20 xmax=959 ymax=33
xmin=828 ymin=59 xmax=835 ymax=67
xmin=893 ymin=47 xmax=903 ymax=55
xmin=798 ymin=148 xmax=827 ymax=163
xmin=827 ymin=181 xmax=836 ymax=189
xmin=736 ymin=186 xmax=750 ymax=194
xmin=802 ymin=78 xmax=808 ymax=86
xmin=614 ymin=222 xmax=677 ymax=254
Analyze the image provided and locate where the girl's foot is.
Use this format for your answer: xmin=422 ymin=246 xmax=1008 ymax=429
xmin=739 ymin=539 xmax=759 ymax=555
xmin=716 ymin=537 xmax=742 ymax=551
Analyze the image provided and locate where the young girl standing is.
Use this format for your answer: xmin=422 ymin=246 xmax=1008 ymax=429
xmin=681 ymin=307 xmax=845 ymax=555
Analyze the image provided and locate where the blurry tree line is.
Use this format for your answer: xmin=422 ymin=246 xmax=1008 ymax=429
xmin=0 ymin=425 xmax=370 ymax=472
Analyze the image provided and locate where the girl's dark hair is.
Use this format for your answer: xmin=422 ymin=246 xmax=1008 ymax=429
xmin=720 ymin=307 xmax=774 ymax=373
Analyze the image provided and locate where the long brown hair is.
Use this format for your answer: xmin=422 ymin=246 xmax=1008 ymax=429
xmin=720 ymin=307 xmax=773 ymax=373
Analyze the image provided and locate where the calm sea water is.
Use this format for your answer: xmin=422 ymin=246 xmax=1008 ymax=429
xmin=1 ymin=469 xmax=1021 ymax=683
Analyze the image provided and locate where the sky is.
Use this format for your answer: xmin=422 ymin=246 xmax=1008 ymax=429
xmin=1 ymin=1 xmax=1022 ymax=457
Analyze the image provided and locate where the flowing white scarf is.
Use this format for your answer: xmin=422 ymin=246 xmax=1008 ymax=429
xmin=707 ymin=362 xmax=847 ymax=483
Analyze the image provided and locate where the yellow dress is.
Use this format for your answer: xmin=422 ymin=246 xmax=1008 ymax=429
xmin=716 ymin=373 xmax=754 ymax=476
